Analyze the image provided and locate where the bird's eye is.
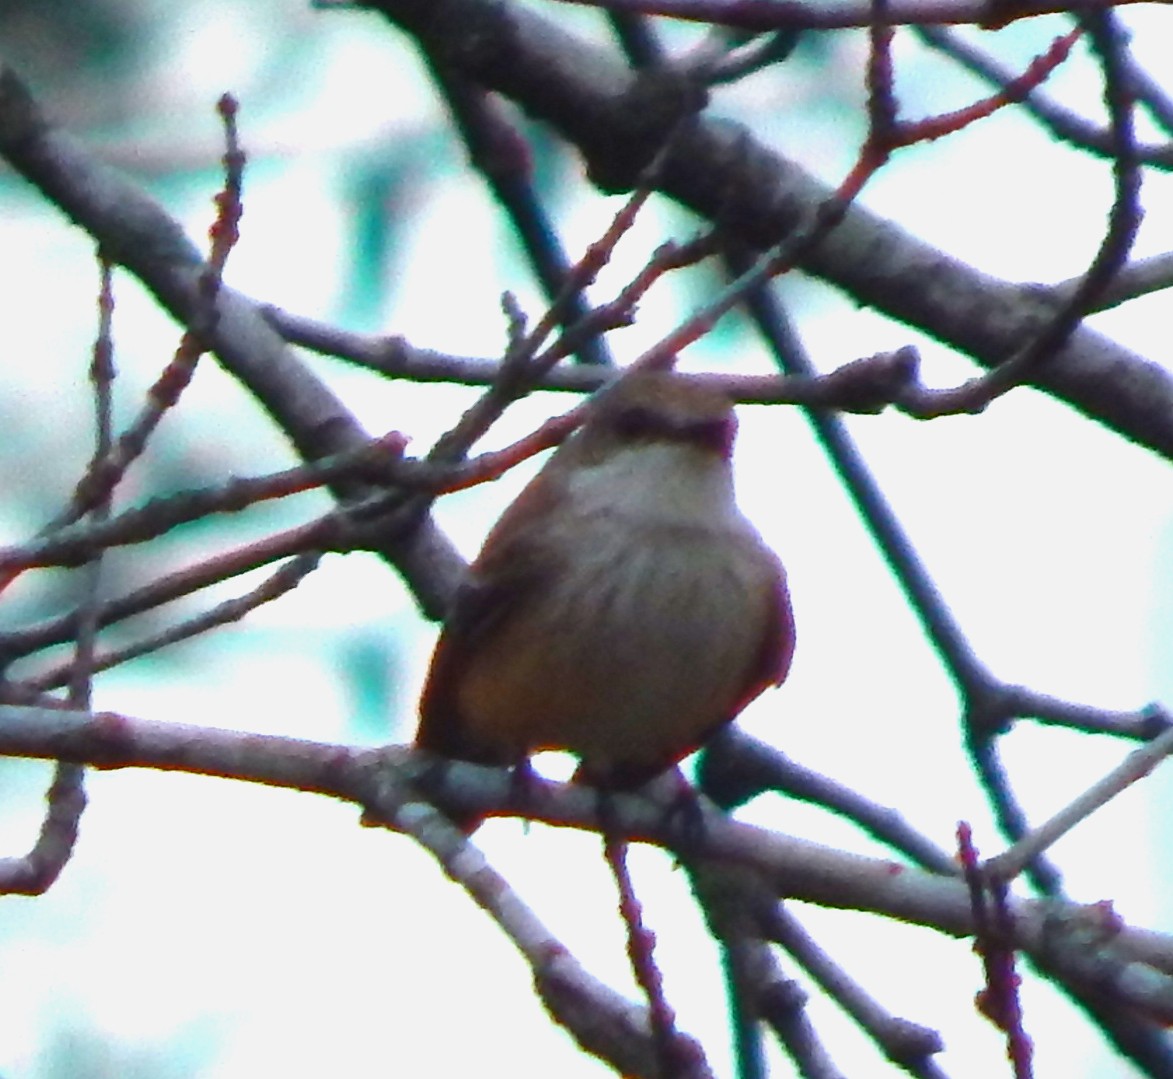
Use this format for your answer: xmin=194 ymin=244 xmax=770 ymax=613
xmin=612 ymin=404 xmax=662 ymax=440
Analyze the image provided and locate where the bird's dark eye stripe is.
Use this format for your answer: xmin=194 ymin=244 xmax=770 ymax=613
xmin=612 ymin=404 xmax=663 ymax=438
xmin=613 ymin=405 xmax=735 ymax=454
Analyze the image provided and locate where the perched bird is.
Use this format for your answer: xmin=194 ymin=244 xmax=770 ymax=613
xmin=416 ymin=369 xmax=794 ymax=818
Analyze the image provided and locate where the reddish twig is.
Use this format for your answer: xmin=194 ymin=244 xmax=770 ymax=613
xmin=604 ymin=837 xmax=686 ymax=1078
xmin=425 ymin=147 xmax=680 ymax=467
xmin=542 ymin=0 xmax=1147 ymax=32
xmin=913 ymin=27 xmax=1173 ymax=167
xmin=65 ymin=94 xmax=248 ymax=527
xmin=0 ymin=432 xmax=408 ymax=574
xmin=0 ymin=95 xmax=250 ymax=603
xmin=900 ymin=18 xmax=1138 ymax=417
xmin=958 ymin=822 xmax=1033 ymax=1079
xmin=902 ymin=29 xmax=1082 ymax=144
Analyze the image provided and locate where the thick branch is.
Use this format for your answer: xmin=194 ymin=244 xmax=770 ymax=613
xmin=3 ymin=701 xmax=1173 ymax=1022
xmin=0 ymin=64 xmax=464 ymax=620
xmin=368 ymin=0 xmax=1173 ymax=459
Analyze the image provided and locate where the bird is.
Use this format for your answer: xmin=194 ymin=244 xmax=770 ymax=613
xmin=415 ymin=369 xmax=794 ymax=824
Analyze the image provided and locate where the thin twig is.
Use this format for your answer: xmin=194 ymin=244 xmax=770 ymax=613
xmin=542 ymin=0 xmax=1153 ymax=32
xmin=763 ymin=904 xmax=948 ymax=1077
xmin=958 ymin=824 xmax=1033 ymax=1079
xmin=22 ymin=553 xmax=323 ymax=692
xmin=604 ymin=837 xmax=685 ymax=1078
xmin=986 ymin=724 xmax=1173 ymax=884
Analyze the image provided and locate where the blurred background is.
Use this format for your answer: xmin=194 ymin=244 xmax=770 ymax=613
xmin=0 ymin=1 xmax=1171 ymax=1075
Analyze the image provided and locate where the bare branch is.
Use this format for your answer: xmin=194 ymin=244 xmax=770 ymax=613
xmin=2 ymin=702 xmax=1172 ymax=1003
xmin=0 ymin=62 xmax=465 ymax=619
xmin=368 ymin=0 xmax=1173 ymax=460
xmin=539 ymin=0 xmax=1158 ymax=31
xmin=986 ymin=723 xmax=1173 ymax=885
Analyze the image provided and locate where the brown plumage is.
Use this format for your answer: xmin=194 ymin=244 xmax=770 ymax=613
xmin=416 ymin=370 xmax=794 ymax=804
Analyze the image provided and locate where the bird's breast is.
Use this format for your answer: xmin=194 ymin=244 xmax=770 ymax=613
xmin=456 ymin=505 xmax=779 ymax=783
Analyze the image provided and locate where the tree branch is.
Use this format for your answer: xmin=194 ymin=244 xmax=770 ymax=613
xmin=365 ymin=0 xmax=1173 ymax=459
xmin=0 ymin=62 xmax=464 ymax=620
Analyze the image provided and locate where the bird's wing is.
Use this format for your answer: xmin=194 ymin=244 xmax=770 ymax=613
xmin=414 ymin=473 xmax=566 ymax=764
